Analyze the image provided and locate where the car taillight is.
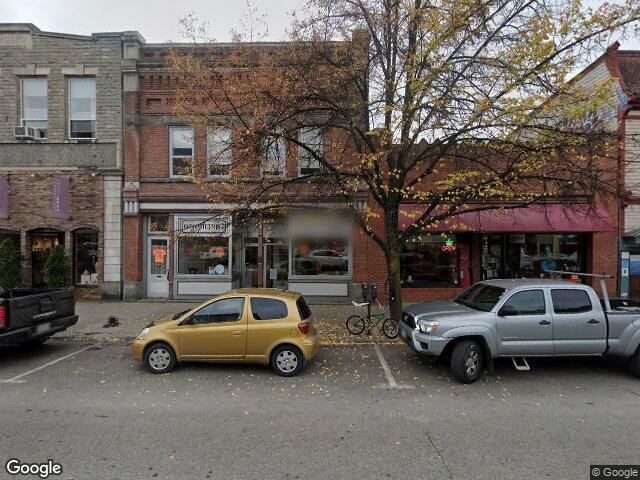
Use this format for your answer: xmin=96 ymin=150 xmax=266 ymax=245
xmin=298 ymin=322 xmax=310 ymax=335
xmin=0 ymin=306 xmax=6 ymax=329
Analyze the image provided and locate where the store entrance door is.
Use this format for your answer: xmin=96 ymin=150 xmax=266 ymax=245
xmin=264 ymin=242 xmax=288 ymax=289
xmin=147 ymin=237 xmax=169 ymax=298
xmin=243 ymin=245 xmax=259 ymax=288
xmin=30 ymin=230 xmax=65 ymax=288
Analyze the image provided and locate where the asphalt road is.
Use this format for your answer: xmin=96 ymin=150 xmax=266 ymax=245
xmin=1 ymin=339 xmax=639 ymax=480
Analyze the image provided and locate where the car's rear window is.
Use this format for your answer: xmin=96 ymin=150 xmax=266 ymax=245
xmin=296 ymin=296 xmax=312 ymax=320
xmin=250 ymin=297 xmax=288 ymax=320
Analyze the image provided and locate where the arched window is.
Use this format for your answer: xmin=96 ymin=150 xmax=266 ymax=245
xmin=73 ymin=228 xmax=99 ymax=285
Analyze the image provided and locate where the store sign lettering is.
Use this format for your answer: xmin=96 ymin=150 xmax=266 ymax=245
xmin=176 ymin=216 xmax=231 ymax=236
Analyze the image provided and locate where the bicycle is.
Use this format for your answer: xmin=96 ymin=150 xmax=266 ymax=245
xmin=346 ymin=298 xmax=398 ymax=339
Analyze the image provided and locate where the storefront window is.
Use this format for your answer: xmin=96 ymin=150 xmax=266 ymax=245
xmin=74 ymin=229 xmax=99 ymax=285
xmin=401 ymin=236 xmax=458 ymax=287
xmin=482 ymin=233 xmax=585 ymax=279
xmin=506 ymin=233 xmax=584 ymax=277
xmin=292 ymin=238 xmax=349 ymax=276
xmin=177 ymin=237 xmax=230 ymax=276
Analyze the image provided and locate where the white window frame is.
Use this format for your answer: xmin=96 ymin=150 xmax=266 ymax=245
xmin=68 ymin=77 xmax=97 ymax=140
xmin=170 ymin=126 xmax=195 ymax=178
xmin=20 ymin=77 xmax=48 ymax=139
xmin=207 ymin=126 xmax=232 ymax=179
xmin=173 ymin=214 xmax=233 ymax=278
xmin=261 ymin=133 xmax=286 ymax=178
xmin=298 ymin=127 xmax=323 ymax=176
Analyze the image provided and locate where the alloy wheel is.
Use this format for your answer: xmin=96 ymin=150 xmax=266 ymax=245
xmin=465 ymin=349 xmax=479 ymax=377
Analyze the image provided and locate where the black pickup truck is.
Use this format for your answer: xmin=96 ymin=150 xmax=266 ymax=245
xmin=0 ymin=289 xmax=78 ymax=346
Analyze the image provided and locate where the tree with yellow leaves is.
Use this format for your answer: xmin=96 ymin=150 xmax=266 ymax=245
xmin=168 ymin=0 xmax=640 ymax=321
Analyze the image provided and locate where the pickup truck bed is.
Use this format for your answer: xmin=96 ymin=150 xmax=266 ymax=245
xmin=0 ymin=289 xmax=78 ymax=346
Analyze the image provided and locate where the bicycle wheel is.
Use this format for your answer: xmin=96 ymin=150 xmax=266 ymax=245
xmin=346 ymin=315 xmax=366 ymax=335
xmin=382 ymin=318 xmax=399 ymax=339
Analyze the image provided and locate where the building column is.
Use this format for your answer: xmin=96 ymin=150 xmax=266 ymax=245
xmin=122 ymin=212 xmax=143 ymax=300
xmin=102 ymin=174 xmax=123 ymax=300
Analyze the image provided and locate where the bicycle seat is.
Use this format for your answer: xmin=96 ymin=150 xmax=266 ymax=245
xmin=352 ymin=301 xmax=369 ymax=307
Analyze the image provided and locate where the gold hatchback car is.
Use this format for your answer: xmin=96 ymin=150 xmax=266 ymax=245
xmin=131 ymin=289 xmax=320 ymax=376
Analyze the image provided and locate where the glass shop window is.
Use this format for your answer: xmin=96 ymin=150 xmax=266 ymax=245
xmin=401 ymin=236 xmax=458 ymax=287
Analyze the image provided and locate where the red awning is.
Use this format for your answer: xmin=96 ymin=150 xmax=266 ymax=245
xmin=399 ymin=204 xmax=616 ymax=233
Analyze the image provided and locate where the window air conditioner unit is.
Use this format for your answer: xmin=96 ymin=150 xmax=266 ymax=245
xmin=14 ymin=126 xmax=35 ymax=140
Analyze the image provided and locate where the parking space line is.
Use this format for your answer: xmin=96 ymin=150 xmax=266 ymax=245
xmin=374 ymin=344 xmax=398 ymax=387
xmin=374 ymin=344 xmax=415 ymax=390
xmin=0 ymin=345 xmax=96 ymax=384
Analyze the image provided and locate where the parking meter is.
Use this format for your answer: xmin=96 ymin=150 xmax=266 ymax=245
xmin=361 ymin=282 xmax=369 ymax=301
xmin=370 ymin=282 xmax=378 ymax=300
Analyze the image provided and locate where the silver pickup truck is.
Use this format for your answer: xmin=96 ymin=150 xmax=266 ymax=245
xmin=398 ymin=275 xmax=640 ymax=383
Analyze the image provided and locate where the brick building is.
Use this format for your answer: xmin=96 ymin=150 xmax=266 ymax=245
xmin=588 ymin=45 xmax=640 ymax=298
xmin=117 ymin=33 xmax=620 ymax=303
xmin=0 ymin=24 xmax=142 ymax=299
xmin=119 ymin=36 xmax=362 ymax=300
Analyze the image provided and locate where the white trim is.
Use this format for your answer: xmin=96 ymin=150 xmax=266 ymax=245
xmin=20 ymin=77 xmax=48 ymax=139
xmin=169 ymin=126 xmax=194 ymax=179
xmin=68 ymin=77 xmax=97 ymax=140
xmin=174 ymin=214 xmax=233 ymax=277
xmin=261 ymin=134 xmax=286 ymax=178
xmin=297 ymin=127 xmax=323 ymax=177
xmin=206 ymin=126 xmax=232 ymax=180
xmin=147 ymin=236 xmax=170 ymax=298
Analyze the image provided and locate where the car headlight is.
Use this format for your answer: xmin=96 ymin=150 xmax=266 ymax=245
xmin=417 ymin=320 xmax=439 ymax=334
xmin=136 ymin=327 xmax=150 ymax=340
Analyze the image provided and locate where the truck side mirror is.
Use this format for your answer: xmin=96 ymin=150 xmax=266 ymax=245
xmin=498 ymin=305 xmax=518 ymax=317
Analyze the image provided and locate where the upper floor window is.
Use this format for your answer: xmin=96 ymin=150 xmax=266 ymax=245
xmin=207 ymin=127 xmax=232 ymax=177
xmin=21 ymin=78 xmax=48 ymax=139
xmin=170 ymin=127 xmax=194 ymax=177
xmin=68 ymin=78 xmax=96 ymax=139
xmin=262 ymin=133 xmax=286 ymax=177
xmin=298 ymin=127 xmax=323 ymax=176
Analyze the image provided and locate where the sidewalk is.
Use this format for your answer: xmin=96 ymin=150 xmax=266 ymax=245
xmin=63 ymin=301 xmax=401 ymax=346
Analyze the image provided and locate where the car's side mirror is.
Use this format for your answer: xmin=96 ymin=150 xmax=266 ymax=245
xmin=498 ymin=305 xmax=518 ymax=317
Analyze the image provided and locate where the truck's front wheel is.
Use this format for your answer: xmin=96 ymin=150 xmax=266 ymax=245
xmin=450 ymin=340 xmax=483 ymax=384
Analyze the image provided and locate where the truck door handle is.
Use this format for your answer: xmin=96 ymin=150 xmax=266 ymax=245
xmin=232 ymin=330 xmax=244 ymax=336
xmin=538 ymin=320 xmax=551 ymax=325
xmin=587 ymin=319 xmax=600 ymax=324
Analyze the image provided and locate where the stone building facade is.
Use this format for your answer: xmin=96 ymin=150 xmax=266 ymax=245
xmin=0 ymin=23 xmax=143 ymax=299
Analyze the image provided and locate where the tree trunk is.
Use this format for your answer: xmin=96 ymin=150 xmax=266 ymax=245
xmin=385 ymin=246 xmax=404 ymax=322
